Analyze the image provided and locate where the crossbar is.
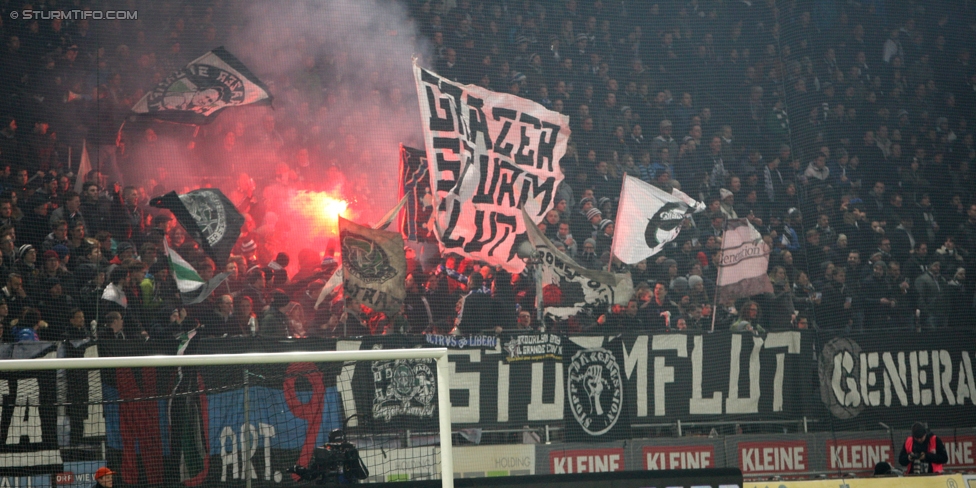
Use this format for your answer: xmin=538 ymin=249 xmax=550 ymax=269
xmin=0 ymin=348 xmax=449 ymax=370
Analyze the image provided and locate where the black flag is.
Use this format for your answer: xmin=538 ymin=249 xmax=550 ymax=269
xmin=130 ymin=46 xmax=272 ymax=125
xmin=398 ymin=145 xmax=432 ymax=242
xmin=150 ymin=189 xmax=244 ymax=267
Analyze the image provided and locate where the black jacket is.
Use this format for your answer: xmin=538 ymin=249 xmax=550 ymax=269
xmin=899 ymin=433 xmax=948 ymax=474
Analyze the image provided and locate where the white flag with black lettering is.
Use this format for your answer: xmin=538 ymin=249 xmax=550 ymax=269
xmin=716 ymin=219 xmax=774 ymax=303
xmin=611 ymin=175 xmax=698 ymax=264
xmin=414 ymin=63 xmax=569 ymax=273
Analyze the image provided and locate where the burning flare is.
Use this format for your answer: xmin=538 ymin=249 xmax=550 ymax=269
xmin=289 ymin=190 xmax=352 ymax=237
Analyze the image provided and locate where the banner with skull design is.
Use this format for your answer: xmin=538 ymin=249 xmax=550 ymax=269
xmin=339 ymin=217 xmax=407 ymax=317
xmin=150 ymin=189 xmax=245 ymax=267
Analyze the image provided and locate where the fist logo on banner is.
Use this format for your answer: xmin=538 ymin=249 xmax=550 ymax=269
xmin=567 ymin=348 xmax=623 ymax=436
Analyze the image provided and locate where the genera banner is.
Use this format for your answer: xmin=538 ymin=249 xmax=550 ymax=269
xmin=817 ymin=330 xmax=976 ymax=427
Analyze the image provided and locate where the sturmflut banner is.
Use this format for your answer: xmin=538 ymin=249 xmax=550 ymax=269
xmin=413 ymin=64 xmax=570 ymax=273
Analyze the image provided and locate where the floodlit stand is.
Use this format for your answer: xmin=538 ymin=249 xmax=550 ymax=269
xmin=0 ymin=348 xmax=455 ymax=488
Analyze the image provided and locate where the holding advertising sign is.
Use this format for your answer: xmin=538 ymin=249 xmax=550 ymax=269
xmin=413 ymin=64 xmax=569 ymax=273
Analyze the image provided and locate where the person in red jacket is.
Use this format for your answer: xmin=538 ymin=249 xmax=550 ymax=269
xmin=899 ymin=422 xmax=948 ymax=474
xmin=91 ymin=467 xmax=114 ymax=487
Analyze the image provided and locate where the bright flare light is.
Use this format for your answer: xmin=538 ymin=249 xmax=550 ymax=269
xmin=322 ymin=196 xmax=348 ymax=220
xmin=290 ymin=190 xmax=352 ymax=236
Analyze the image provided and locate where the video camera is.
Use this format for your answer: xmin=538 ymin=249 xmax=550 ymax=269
xmin=288 ymin=429 xmax=369 ymax=485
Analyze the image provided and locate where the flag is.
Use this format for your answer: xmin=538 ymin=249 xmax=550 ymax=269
xmin=671 ymin=187 xmax=706 ymax=213
xmin=101 ymin=283 xmax=127 ymax=308
xmin=130 ymin=46 xmax=272 ymax=125
xmin=150 ymin=189 xmax=244 ymax=267
xmin=339 ymin=217 xmax=406 ymax=316
xmin=716 ymin=219 xmax=774 ymax=304
xmin=74 ymin=140 xmax=92 ymax=193
xmin=313 ymin=267 xmax=344 ymax=310
xmin=414 ymin=63 xmax=570 ymax=273
xmin=398 ymin=145 xmax=432 ymax=241
xmin=374 ymin=194 xmax=409 ymax=232
xmin=170 ymin=328 xmax=210 ymax=485
xmin=313 ymin=195 xmax=409 ymax=310
xmin=611 ymin=175 xmax=700 ymax=265
xmin=523 ymin=208 xmax=633 ymax=318
xmin=163 ymin=240 xmax=232 ymax=305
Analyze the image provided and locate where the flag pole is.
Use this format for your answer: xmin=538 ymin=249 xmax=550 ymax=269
xmin=709 ymin=218 xmax=729 ymax=332
xmin=607 ymin=177 xmax=627 ymax=272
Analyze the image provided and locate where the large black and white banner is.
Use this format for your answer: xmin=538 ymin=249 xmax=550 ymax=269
xmin=0 ymin=343 xmax=62 ymax=476
xmin=817 ymin=330 xmax=976 ymax=428
xmin=562 ymin=332 xmax=811 ymax=440
xmin=343 ymin=333 xmax=565 ymax=431
xmin=340 ymin=332 xmax=812 ymax=436
xmin=9 ymin=329 xmax=973 ymax=482
xmin=413 ymin=64 xmax=570 ymax=273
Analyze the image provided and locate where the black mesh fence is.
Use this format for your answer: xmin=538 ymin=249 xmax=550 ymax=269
xmin=0 ymin=0 xmax=974 ymax=485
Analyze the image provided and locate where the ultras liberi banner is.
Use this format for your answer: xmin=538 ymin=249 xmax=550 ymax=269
xmin=413 ymin=63 xmax=570 ymax=273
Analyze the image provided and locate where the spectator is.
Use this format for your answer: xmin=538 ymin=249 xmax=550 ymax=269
xmin=12 ymin=307 xmax=46 ymax=342
xmin=762 ymin=266 xmax=794 ymax=330
xmin=98 ymin=311 xmax=126 ymax=340
xmin=259 ymin=290 xmax=292 ymax=338
xmin=945 ymin=267 xmax=969 ymax=326
xmin=820 ymin=268 xmax=855 ymax=331
xmin=234 ymin=296 xmax=258 ymax=337
xmin=241 ymin=268 xmax=269 ymax=311
xmin=915 ymin=261 xmax=948 ymax=329
xmin=36 ymin=277 xmax=73 ymax=341
xmin=199 ymin=295 xmax=236 ymax=337
xmin=638 ymin=282 xmax=679 ymax=330
xmin=62 ymin=308 xmax=90 ymax=340
xmin=514 ymin=310 xmax=537 ymax=332
xmin=731 ymin=301 xmax=765 ymax=334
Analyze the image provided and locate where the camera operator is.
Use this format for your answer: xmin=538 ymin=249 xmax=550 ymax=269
xmin=289 ymin=429 xmax=368 ymax=484
xmin=898 ymin=422 xmax=948 ymax=474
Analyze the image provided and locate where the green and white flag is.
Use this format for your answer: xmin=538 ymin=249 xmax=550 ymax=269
xmin=164 ymin=240 xmax=231 ymax=305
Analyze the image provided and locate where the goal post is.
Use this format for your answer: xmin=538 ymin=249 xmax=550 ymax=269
xmin=0 ymin=347 xmax=455 ymax=488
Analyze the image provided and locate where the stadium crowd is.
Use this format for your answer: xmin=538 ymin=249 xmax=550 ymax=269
xmin=0 ymin=0 xmax=974 ymax=341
